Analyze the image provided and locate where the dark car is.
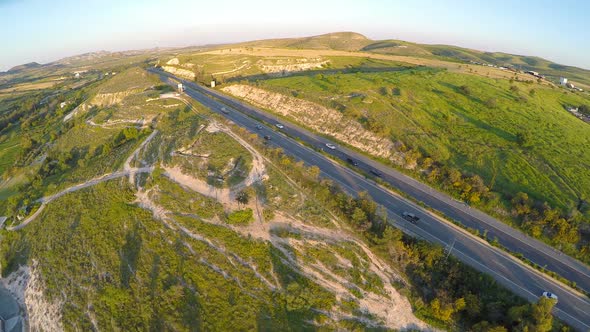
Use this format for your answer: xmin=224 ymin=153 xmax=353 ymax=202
xmin=263 ymin=135 xmax=271 ymax=140
xmin=346 ymin=158 xmax=359 ymax=166
xmin=370 ymin=169 xmax=382 ymax=177
xmin=402 ymin=212 xmax=420 ymax=223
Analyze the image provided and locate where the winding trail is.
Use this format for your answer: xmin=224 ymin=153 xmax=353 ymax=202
xmin=8 ymin=131 xmax=159 ymax=231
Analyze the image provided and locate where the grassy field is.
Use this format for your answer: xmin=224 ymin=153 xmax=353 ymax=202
xmin=93 ymin=66 xmax=160 ymax=94
xmin=170 ymin=130 xmax=254 ymax=188
xmin=252 ymin=68 xmax=590 ymax=211
xmin=0 ymin=61 xmax=570 ymax=330
xmin=0 ymin=133 xmax=20 ymax=176
xmin=223 ymin=31 xmax=590 ymax=87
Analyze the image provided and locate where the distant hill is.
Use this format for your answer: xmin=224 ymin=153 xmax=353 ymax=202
xmin=4 ymin=31 xmax=589 ymax=87
xmin=234 ymin=32 xmax=590 ymax=87
xmin=4 ymin=62 xmax=43 ymax=74
xmin=238 ymin=32 xmax=373 ymax=51
xmin=362 ymin=39 xmax=590 ymax=87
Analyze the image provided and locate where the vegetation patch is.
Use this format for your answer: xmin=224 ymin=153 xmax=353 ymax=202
xmin=226 ymin=208 xmax=254 ymax=225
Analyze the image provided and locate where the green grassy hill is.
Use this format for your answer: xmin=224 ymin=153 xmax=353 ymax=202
xmin=223 ymin=59 xmax=590 ymax=261
xmin=226 ymin=31 xmax=590 ymax=87
xmin=363 ymin=40 xmax=590 ymax=87
xmin=255 ymin=68 xmax=590 ymax=206
xmin=0 ymin=63 xmax=566 ymax=331
xmin=236 ymin=31 xmax=373 ymax=51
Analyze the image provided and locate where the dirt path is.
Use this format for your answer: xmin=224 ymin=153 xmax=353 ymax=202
xmin=164 ymin=122 xmax=266 ymax=217
xmin=8 ymin=131 xmax=159 ymax=231
xmin=86 ymin=118 xmax=151 ymax=129
xmin=134 ymin=187 xmax=278 ymax=290
xmin=266 ymin=219 xmax=430 ymax=331
xmin=125 ymin=130 xmax=158 ymax=186
xmin=211 ymin=61 xmax=252 ymax=76
xmin=203 ymin=47 xmax=541 ymax=82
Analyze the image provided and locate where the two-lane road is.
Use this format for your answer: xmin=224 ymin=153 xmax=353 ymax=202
xmin=152 ymin=68 xmax=590 ymax=331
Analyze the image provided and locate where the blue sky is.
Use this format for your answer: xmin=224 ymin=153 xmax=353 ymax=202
xmin=1 ymin=0 xmax=588 ymax=71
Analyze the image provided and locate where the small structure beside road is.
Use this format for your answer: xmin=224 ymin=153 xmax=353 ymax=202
xmin=560 ymin=77 xmax=568 ymax=86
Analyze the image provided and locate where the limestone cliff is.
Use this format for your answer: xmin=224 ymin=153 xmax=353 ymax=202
xmin=222 ymin=84 xmax=397 ymax=160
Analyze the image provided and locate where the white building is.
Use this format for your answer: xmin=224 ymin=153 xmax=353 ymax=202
xmin=74 ymin=72 xmax=80 ymax=79
xmin=560 ymin=77 xmax=568 ymax=86
xmin=60 ymin=102 xmax=67 ymax=109
xmin=177 ymin=83 xmax=184 ymax=92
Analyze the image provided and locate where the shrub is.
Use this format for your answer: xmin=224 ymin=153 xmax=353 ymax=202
xmin=485 ymin=98 xmax=498 ymax=108
xmin=227 ymin=209 xmax=254 ymax=225
xmin=459 ymin=85 xmax=472 ymax=96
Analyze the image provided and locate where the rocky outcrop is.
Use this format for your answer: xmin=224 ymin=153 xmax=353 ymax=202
xmin=90 ymin=89 xmax=141 ymax=106
xmin=1 ymin=261 xmax=63 ymax=332
xmin=162 ymin=66 xmax=195 ymax=80
xmin=258 ymin=59 xmax=329 ymax=76
xmin=222 ymin=85 xmax=395 ymax=159
xmin=166 ymin=58 xmax=180 ymax=65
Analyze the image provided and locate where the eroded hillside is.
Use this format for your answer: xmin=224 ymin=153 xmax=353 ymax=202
xmin=0 ymin=67 xmax=430 ymax=330
xmin=0 ymin=64 xmax=566 ymax=332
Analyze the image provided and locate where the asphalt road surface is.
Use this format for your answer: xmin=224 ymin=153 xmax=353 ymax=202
xmin=151 ymin=68 xmax=590 ymax=331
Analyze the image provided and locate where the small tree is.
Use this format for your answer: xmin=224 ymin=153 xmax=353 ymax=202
xmin=516 ymin=131 xmax=533 ymax=147
xmin=485 ymin=98 xmax=498 ymax=108
xmin=529 ymin=297 xmax=555 ymax=332
xmin=459 ymin=85 xmax=472 ymax=96
xmin=579 ymin=104 xmax=590 ymax=116
xmin=351 ymin=207 xmax=368 ymax=226
xmin=236 ymin=190 xmax=250 ymax=208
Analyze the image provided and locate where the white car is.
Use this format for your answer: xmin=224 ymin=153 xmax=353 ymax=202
xmin=542 ymin=291 xmax=558 ymax=302
xmin=325 ymin=143 xmax=336 ymax=150
xmin=275 ymin=123 xmax=284 ymax=129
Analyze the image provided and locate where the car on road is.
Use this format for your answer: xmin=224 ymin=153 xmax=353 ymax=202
xmin=221 ymin=107 xmax=229 ymax=114
xmin=275 ymin=123 xmax=284 ymax=129
xmin=255 ymin=124 xmax=263 ymax=130
xmin=263 ymin=135 xmax=271 ymax=140
xmin=402 ymin=212 xmax=420 ymax=223
xmin=370 ymin=169 xmax=382 ymax=177
xmin=325 ymin=143 xmax=336 ymax=150
xmin=346 ymin=157 xmax=359 ymax=166
xmin=542 ymin=292 xmax=558 ymax=302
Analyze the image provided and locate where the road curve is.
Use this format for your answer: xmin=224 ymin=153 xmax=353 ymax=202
xmin=152 ymin=68 xmax=590 ymax=331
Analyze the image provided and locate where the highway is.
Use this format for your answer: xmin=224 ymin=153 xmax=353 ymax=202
xmin=151 ymin=68 xmax=590 ymax=331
